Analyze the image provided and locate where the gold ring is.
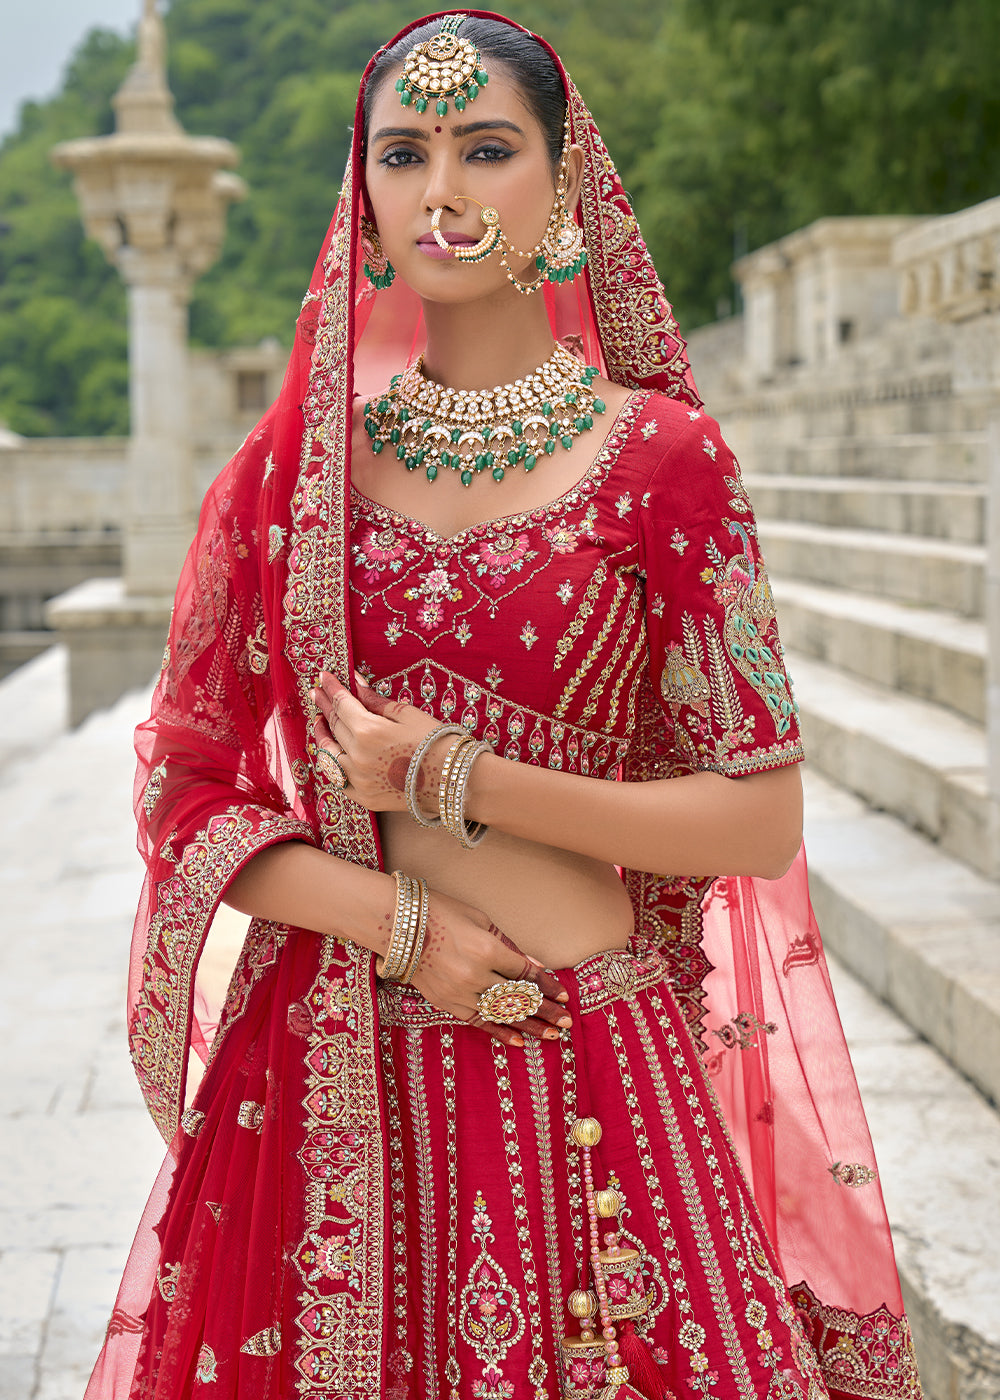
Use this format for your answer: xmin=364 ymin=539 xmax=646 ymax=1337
xmin=315 ymin=747 xmax=347 ymax=790
xmin=477 ymin=979 xmax=544 ymax=1025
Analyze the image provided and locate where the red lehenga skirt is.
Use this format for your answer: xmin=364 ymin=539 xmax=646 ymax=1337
xmin=92 ymin=929 xmax=910 ymax=1400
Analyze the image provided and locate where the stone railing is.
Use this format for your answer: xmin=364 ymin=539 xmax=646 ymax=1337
xmin=894 ymin=195 xmax=1000 ymax=323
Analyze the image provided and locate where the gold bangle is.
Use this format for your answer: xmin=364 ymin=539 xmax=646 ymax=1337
xmin=399 ymin=877 xmax=429 ymax=984
xmin=441 ymin=737 xmax=491 ymax=848
xmin=382 ymin=871 xmax=421 ymax=980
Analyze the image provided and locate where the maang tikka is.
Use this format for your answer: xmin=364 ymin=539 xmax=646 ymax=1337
xmin=395 ymin=14 xmax=489 ymax=116
xmin=431 ymin=109 xmax=588 ymax=295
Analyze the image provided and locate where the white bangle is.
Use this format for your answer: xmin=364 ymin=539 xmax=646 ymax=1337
xmin=404 ymin=724 xmax=468 ymax=828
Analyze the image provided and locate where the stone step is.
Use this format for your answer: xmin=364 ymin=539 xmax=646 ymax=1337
xmin=772 ymin=577 xmax=985 ymax=723
xmin=787 ymin=649 xmax=992 ymax=875
xmin=804 ymin=767 xmax=1000 ymax=1107
xmin=820 ymin=938 xmax=1000 ymax=1400
xmin=737 ymin=431 xmax=987 ymax=482
xmin=745 ymin=475 xmax=985 ymax=543
xmin=758 ymin=520 xmax=985 ymax=617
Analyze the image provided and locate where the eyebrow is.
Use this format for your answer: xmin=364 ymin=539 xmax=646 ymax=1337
xmin=370 ymin=119 xmax=526 ymax=143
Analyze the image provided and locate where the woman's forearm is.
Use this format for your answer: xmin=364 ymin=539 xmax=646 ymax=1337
xmin=465 ymin=758 xmax=803 ymax=880
xmin=223 ymin=841 xmax=396 ymax=952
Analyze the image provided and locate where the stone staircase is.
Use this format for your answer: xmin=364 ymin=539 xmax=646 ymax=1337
xmin=708 ymin=358 xmax=1000 ymax=1396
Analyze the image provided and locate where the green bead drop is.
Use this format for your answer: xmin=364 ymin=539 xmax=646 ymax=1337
xmin=467 ymin=82 xmax=479 ymax=101
xmin=436 ymin=99 xmax=448 ymax=116
xmin=372 ymin=440 xmax=384 ymax=455
xmin=396 ymin=444 xmax=406 ymax=460
xmin=512 ymin=420 xmax=523 ymax=436
xmin=583 ymin=413 xmax=594 ymax=429
xmin=542 ymin=402 xmax=553 ymax=417
xmin=485 ymin=451 xmax=495 ymax=467
xmin=565 ymin=392 xmax=578 ymax=404
xmin=492 ymin=465 xmax=506 ymax=482
xmin=421 ymin=418 xmax=432 ymax=432
xmin=415 ymin=97 xmax=428 ymax=114
xmin=507 ymin=449 xmax=518 ymax=465
xmin=398 ymin=406 xmax=409 ymax=423
xmin=476 ymin=69 xmax=489 ymax=85
xmin=405 ymin=455 xmax=416 ymax=470
xmin=416 ymin=449 xmax=426 ymax=464
xmin=544 ymin=439 xmax=557 ymax=455
xmin=426 ymin=464 xmax=438 ymax=482
xmin=536 ymin=254 xmax=546 ymax=271
xmin=561 ymin=435 xmax=573 ymax=450
xmin=451 ymin=453 xmax=461 ymax=469
xmin=390 ymin=428 xmax=401 ymax=445
xmin=395 ymin=78 xmax=406 ymax=93
xmin=574 ymin=417 xmax=586 ymax=432
xmin=440 ymin=449 xmax=450 ymax=466
xmin=450 ymin=427 xmax=461 ymax=444
xmin=475 ymin=453 xmax=486 ymax=471
xmin=593 ymin=397 xmax=607 ymax=414
xmin=454 ymin=94 xmax=466 ymax=111
xmin=461 ymin=469 xmax=473 ymax=486
xmin=400 ymin=89 xmax=413 ymax=106
xmin=378 ymin=399 xmax=390 ymax=414
xmin=525 ymin=454 xmax=537 ymax=471
xmin=364 ymin=419 xmax=376 ymax=438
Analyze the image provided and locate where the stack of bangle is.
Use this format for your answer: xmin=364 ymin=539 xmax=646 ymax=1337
xmin=381 ymin=871 xmax=429 ymax=983
xmin=404 ymin=723 xmax=492 ymax=848
xmin=438 ymin=732 xmax=492 ymax=848
xmin=404 ymin=723 xmax=468 ymax=828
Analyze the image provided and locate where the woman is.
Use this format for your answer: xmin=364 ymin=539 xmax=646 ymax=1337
xmin=88 ymin=12 xmax=923 ymax=1399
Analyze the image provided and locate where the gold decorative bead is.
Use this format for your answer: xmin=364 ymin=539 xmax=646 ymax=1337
xmin=567 ymin=1289 xmax=598 ymax=1319
xmin=570 ymin=1117 xmax=602 ymax=1147
xmin=595 ymin=1188 xmax=622 ymax=1218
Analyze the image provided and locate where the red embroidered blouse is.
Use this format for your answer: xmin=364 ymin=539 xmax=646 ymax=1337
xmin=349 ymin=391 xmax=803 ymax=781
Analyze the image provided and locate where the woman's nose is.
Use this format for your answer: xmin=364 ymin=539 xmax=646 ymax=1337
xmin=421 ymin=160 xmax=464 ymax=217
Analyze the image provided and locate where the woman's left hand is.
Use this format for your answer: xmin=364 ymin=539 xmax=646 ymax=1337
xmin=311 ymin=671 xmax=445 ymax=813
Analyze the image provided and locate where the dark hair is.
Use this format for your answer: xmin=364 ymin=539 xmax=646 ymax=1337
xmin=363 ymin=17 xmax=566 ymax=163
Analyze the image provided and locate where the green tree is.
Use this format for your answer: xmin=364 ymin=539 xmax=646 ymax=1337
xmin=1 ymin=0 xmax=998 ymax=434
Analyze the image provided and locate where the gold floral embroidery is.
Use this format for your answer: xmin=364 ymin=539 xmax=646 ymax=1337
xmin=789 ymin=1282 xmax=923 ymax=1400
xmin=129 ymin=807 xmax=312 ymax=1142
xmin=240 ymin=1325 xmax=281 ymax=1356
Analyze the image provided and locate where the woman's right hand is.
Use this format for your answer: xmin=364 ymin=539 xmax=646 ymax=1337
xmin=396 ymin=889 xmax=573 ymax=1048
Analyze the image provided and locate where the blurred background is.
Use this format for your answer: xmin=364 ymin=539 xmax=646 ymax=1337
xmin=1 ymin=2 xmax=998 ymax=1397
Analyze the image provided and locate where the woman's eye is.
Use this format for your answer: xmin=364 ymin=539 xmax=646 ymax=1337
xmin=471 ymin=145 xmax=512 ymax=164
xmin=380 ymin=148 xmax=421 ymax=168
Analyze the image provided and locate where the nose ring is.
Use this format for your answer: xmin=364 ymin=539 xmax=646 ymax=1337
xmin=431 ymin=198 xmax=502 ymax=263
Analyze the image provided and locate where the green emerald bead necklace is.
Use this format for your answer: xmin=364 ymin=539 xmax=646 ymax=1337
xmin=363 ymin=343 xmax=606 ymax=487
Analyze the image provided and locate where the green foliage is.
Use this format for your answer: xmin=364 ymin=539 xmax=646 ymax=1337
xmin=1 ymin=0 xmax=998 ymax=434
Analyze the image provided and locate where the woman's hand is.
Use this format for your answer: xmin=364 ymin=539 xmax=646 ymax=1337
xmin=401 ymin=888 xmax=572 ymax=1049
xmin=311 ymin=671 xmax=447 ymax=814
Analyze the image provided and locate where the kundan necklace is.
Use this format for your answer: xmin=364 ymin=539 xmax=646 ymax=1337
xmin=363 ymin=342 xmax=607 ymax=486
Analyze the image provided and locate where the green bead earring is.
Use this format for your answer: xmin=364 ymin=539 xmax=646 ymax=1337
xmin=359 ymin=216 xmax=395 ymax=291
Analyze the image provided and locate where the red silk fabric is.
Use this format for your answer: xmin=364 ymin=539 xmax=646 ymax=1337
xmin=87 ymin=11 xmax=922 ymax=1399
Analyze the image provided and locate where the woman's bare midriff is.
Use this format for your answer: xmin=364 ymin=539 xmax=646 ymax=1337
xmin=378 ymin=812 xmax=634 ymax=970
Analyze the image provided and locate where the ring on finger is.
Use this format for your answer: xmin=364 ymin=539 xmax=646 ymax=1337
xmin=315 ymin=746 xmax=348 ymax=790
xmin=477 ymin=979 xmax=544 ymax=1025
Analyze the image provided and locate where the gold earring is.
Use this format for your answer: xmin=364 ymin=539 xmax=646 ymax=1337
xmin=431 ymin=202 xmax=502 ymax=262
xmin=500 ymin=112 xmax=587 ymax=295
xmin=359 ymin=215 xmax=395 ymax=290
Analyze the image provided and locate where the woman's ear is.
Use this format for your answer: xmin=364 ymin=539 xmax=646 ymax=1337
xmin=563 ymin=144 xmax=585 ymax=216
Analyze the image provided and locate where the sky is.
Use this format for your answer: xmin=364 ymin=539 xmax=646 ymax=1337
xmin=1 ymin=0 xmax=140 ymax=139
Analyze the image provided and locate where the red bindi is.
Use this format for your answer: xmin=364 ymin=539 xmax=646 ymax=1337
xmin=435 ymin=125 xmax=442 ymax=133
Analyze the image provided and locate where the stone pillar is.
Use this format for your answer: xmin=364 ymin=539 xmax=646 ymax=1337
xmin=46 ymin=0 xmax=245 ymax=724
xmin=121 ymin=255 xmax=195 ymax=594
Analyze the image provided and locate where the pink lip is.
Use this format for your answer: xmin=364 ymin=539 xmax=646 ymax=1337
xmin=417 ymin=231 xmax=478 ymax=260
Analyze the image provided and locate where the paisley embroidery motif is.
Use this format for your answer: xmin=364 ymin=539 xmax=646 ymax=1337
xmin=459 ymin=1191 xmax=526 ymax=1377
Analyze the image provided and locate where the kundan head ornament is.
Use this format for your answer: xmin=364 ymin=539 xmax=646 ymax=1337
xmin=395 ymin=13 xmax=490 ymax=115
